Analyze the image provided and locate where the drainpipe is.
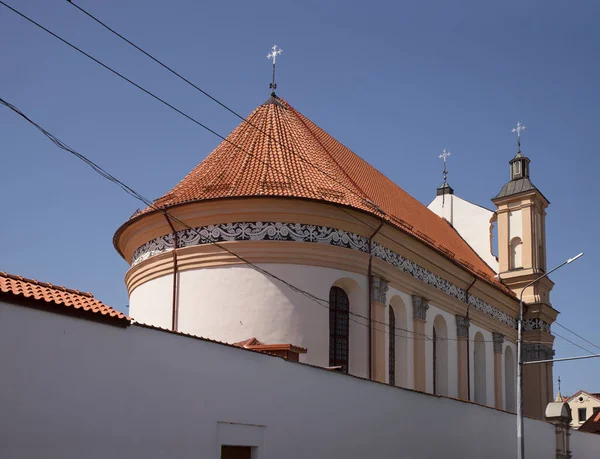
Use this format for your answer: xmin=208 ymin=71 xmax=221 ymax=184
xmin=465 ymin=277 xmax=477 ymax=401
xmin=164 ymin=214 xmax=179 ymax=332
xmin=367 ymin=220 xmax=384 ymax=380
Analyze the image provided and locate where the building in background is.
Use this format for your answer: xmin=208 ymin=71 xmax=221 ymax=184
xmin=113 ymin=93 xmax=556 ymax=418
xmin=565 ymin=391 xmax=600 ymax=429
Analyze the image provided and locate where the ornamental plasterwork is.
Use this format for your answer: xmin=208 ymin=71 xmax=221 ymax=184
xmin=455 ymin=315 xmax=470 ymax=339
xmin=131 ymin=221 xmax=548 ymax=331
xmin=492 ymin=332 xmax=505 ymax=354
xmin=522 ymin=318 xmax=552 ymax=333
xmin=412 ymin=296 xmax=429 ymax=321
xmin=572 ymin=394 xmax=591 ymax=404
xmin=371 ymin=277 xmax=389 ymax=303
xmin=522 ymin=343 xmax=555 ymax=362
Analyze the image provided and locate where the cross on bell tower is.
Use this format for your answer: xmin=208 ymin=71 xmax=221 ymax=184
xmin=509 ymin=121 xmax=530 ymax=181
xmin=267 ymin=45 xmax=283 ymax=96
xmin=436 ymin=148 xmax=454 ymax=197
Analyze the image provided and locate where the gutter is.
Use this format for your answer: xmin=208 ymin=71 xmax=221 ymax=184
xmin=164 ymin=214 xmax=179 ymax=332
xmin=367 ymin=220 xmax=384 ymax=380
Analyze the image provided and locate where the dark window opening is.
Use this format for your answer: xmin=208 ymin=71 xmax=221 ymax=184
xmin=579 ymin=407 xmax=588 ymax=423
xmin=329 ymin=286 xmax=350 ymax=374
xmin=221 ymin=445 xmax=252 ymax=459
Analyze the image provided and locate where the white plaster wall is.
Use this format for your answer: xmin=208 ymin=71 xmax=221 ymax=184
xmin=0 ymin=301 xmax=574 ymax=459
xmin=571 ymin=430 xmax=600 ymax=459
xmin=425 ymin=303 xmax=459 ymax=398
xmin=129 ymin=272 xmax=174 ymax=328
xmin=503 ymin=340 xmax=518 ymax=411
xmin=428 ymin=194 xmax=498 ymax=271
xmin=469 ymin=323 xmax=496 ymax=405
xmin=385 ymin=286 xmax=414 ymax=390
xmin=130 ymin=264 xmax=369 ymax=377
xmin=509 ymin=209 xmax=523 ymax=240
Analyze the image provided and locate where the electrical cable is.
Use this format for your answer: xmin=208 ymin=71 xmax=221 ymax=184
xmin=0 ymin=3 xmax=537 ymax=346
xmin=0 ymin=96 xmax=506 ymax=346
xmin=553 ymin=321 xmax=600 ymax=352
xmin=552 ymin=331 xmax=595 ymax=356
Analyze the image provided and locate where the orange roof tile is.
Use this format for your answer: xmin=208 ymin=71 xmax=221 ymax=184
xmin=233 ymin=337 xmax=307 ymax=354
xmin=0 ymin=271 xmax=130 ymax=323
xmin=579 ymin=410 xmax=600 ymax=435
xmin=119 ymin=96 xmax=511 ymax=296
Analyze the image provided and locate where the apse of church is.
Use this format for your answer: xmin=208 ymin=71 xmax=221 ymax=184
xmin=113 ymin=50 xmax=556 ymax=418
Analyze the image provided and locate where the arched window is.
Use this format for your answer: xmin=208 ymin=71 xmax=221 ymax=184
xmin=329 ymin=286 xmax=349 ymax=374
xmin=432 ymin=315 xmax=449 ymax=396
xmin=510 ymin=237 xmax=522 ymax=270
xmin=474 ymin=332 xmax=487 ymax=404
xmin=505 ymin=346 xmax=516 ymax=412
xmin=389 ymin=306 xmax=395 ymax=386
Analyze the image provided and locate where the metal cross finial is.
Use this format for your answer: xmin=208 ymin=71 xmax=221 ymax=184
xmin=558 ymin=376 xmax=561 ymax=393
xmin=266 ymin=45 xmax=283 ymax=94
xmin=439 ymin=149 xmax=451 ymax=184
xmin=511 ymin=121 xmax=526 ymax=153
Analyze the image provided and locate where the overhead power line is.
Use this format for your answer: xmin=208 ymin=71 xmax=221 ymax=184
xmin=553 ymin=331 xmax=595 ymax=356
xmin=554 ymin=321 xmax=600 ymax=352
xmin=3 ymin=2 xmax=518 ymax=329
xmin=5 ymin=3 xmax=590 ymax=352
xmin=0 ymin=96 xmax=509 ymax=346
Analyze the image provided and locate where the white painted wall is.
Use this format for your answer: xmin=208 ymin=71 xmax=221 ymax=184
xmin=571 ymin=430 xmax=600 ymax=459
xmin=428 ymin=194 xmax=498 ymax=271
xmin=504 ymin=340 xmax=517 ymax=411
xmin=469 ymin=323 xmax=496 ymax=405
xmin=130 ymin=264 xmax=369 ymax=377
xmin=386 ymin=286 xmax=414 ymax=390
xmin=2 ymin=301 xmax=592 ymax=459
xmin=425 ymin=303 xmax=459 ymax=398
xmin=509 ymin=209 xmax=523 ymax=240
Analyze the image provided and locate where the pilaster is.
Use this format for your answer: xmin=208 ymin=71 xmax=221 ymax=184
xmin=412 ymin=295 xmax=429 ymax=392
xmin=493 ymin=332 xmax=504 ymax=409
xmin=523 ymin=343 xmax=555 ymax=419
xmin=455 ymin=315 xmax=470 ymax=400
xmin=371 ymin=277 xmax=388 ymax=383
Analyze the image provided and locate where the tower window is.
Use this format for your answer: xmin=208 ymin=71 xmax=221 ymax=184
xmin=329 ymin=286 xmax=349 ymax=373
xmin=513 ymin=161 xmax=521 ymax=177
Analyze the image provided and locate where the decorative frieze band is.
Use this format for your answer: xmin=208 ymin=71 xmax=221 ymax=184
xmin=131 ymin=221 xmax=548 ymax=331
xmin=522 ymin=318 xmax=551 ymax=333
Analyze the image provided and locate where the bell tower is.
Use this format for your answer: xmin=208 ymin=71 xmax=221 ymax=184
xmin=492 ymin=122 xmax=556 ymax=419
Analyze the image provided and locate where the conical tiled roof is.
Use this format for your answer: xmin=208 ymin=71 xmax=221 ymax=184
xmin=122 ymin=97 xmax=509 ymax=294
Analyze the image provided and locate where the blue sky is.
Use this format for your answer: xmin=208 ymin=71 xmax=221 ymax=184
xmin=1 ymin=0 xmax=598 ymax=395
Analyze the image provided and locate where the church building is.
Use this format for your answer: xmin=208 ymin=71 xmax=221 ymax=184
xmin=113 ymin=87 xmax=557 ymax=418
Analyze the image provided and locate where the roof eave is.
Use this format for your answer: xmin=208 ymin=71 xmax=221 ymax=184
xmin=114 ymin=195 xmax=517 ymax=303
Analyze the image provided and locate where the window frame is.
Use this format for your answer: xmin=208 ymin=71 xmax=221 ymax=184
xmin=578 ymin=407 xmax=588 ymax=423
xmin=329 ymin=286 xmax=350 ymax=374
